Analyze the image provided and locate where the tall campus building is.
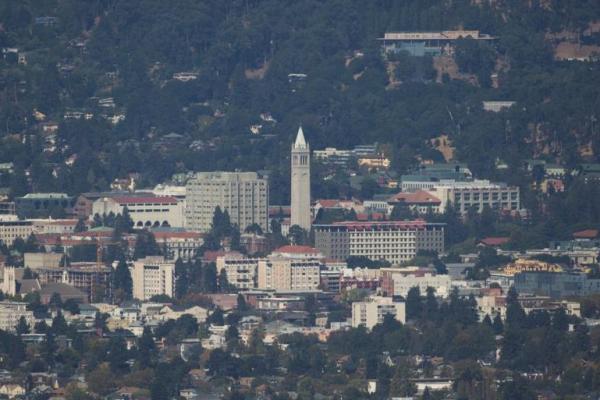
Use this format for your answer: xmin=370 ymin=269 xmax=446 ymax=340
xmin=290 ymin=127 xmax=311 ymax=231
xmin=185 ymin=172 xmax=269 ymax=233
xmin=314 ymin=220 xmax=445 ymax=264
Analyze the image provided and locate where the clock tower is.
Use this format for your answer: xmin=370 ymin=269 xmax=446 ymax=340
xmin=290 ymin=126 xmax=311 ymax=231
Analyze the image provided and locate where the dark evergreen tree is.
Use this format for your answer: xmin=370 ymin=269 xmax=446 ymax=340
xmin=113 ymin=258 xmax=133 ymax=303
xmin=406 ymin=287 xmax=422 ymax=320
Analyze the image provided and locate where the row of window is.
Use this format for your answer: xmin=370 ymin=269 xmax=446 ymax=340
xmin=454 ymin=191 xmax=518 ymax=202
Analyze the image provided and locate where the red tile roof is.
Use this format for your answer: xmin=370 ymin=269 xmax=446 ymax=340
xmin=274 ymin=245 xmax=321 ymax=255
xmin=316 ymin=199 xmax=341 ymax=208
xmin=328 ymin=220 xmax=430 ymax=230
xmin=202 ymin=250 xmax=228 ymax=263
xmin=152 ymin=231 xmax=204 ymax=239
xmin=573 ymin=229 xmax=599 ymax=239
xmin=479 ymin=237 xmax=510 ymax=246
xmin=389 ymin=190 xmax=441 ymax=204
xmin=113 ymin=196 xmax=178 ymax=204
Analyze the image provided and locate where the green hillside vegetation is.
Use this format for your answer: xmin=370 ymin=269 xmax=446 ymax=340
xmin=1 ymin=0 xmax=600 ymax=205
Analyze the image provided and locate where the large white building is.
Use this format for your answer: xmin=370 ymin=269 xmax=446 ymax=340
xmin=314 ymin=220 xmax=445 ymax=264
xmin=380 ymin=267 xmax=452 ymax=297
xmin=352 ymin=296 xmax=406 ymax=330
xmin=216 ymin=253 xmax=260 ymax=291
xmin=427 ymin=180 xmax=520 ymax=215
xmin=130 ymin=257 xmax=175 ymax=300
xmin=257 ymin=245 xmax=322 ymax=292
xmin=290 ymin=127 xmax=311 ymax=231
xmin=0 ymin=301 xmax=34 ymax=332
xmin=185 ymin=172 xmax=269 ymax=233
xmin=92 ymin=196 xmax=185 ymax=228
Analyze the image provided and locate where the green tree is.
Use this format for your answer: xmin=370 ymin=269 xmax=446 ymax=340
xmin=134 ymin=230 xmax=161 ymax=259
xmin=174 ymin=258 xmax=188 ymax=299
xmin=405 ymin=287 xmax=422 ymax=320
xmin=288 ymin=225 xmax=309 ymax=245
xmin=237 ymin=294 xmax=248 ymax=312
xmin=86 ymin=364 xmax=116 ymax=396
xmin=16 ymin=316 xmax=29 ymax=335
xmin=113 ymin=258 xmax=132 ymax=303
xmin=137 ymin=327 xmax=155 ymax=368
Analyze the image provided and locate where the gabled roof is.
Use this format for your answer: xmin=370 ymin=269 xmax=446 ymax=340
xmin=39 ymin=282 xmax=86 ymax=299
xmin=18 ymin=279 xmax=41 ymax=294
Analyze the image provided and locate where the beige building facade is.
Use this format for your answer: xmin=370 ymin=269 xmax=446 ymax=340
xmin=185 ymin=172 xmax=268 ymax=233
xmin=130 ymin=257 xmax=175 ymax=300
xmin=257 ymin=246 xmax=322 ymax=292
xmin=216 ymin=253 xmax=260 ymax=291
xmin=351 ymin=296 xmax=406 ymax=330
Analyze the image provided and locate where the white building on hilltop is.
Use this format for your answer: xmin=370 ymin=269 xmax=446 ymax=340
xmin=427 ymin=180 xmax=520 ymax=215
xmin=290 ymin=127 xmax=311 ymax=231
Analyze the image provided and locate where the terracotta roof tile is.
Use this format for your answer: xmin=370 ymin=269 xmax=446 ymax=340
xmin=480 ymin=237 xmax=510 ymax=246
xmin=573 ymin=229 xmax=598 ymax=239
xmin=389 ymin=190 xmax=441 ymax=204
xmin=274 ymin=245 xmax=321 ymax=254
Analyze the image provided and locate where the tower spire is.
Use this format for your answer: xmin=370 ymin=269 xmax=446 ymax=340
xmin=294 ymin=126 xmax=307 ymax=149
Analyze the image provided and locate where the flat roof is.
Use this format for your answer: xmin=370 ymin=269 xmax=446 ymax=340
xmin=378 ymin=30 xmax=496 ymax=41
xmin=315 ymin=220 xmax=445 ymax=230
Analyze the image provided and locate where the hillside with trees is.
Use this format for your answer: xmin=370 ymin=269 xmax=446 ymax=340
xmin=1 ymin=0 xmax=600 ymax=204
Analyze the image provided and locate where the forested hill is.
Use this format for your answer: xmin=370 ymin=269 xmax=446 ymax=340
xmin=1 ymin=0 xmax=600 ymax=200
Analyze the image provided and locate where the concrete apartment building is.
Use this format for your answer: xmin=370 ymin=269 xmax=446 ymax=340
xmin=314 ymin=220 xmax=445 ymax=264
xmin=0 ymin=301 xmax=34 ymax=332
xmin=185 ymin=172 xmax=268 ymax=233
xmin=380 ymin=267 xmax=452 ymax=297
xmin=216 ymin=253 xmax=260 ymax=291
xmin=352 ymin=296 xmax=406 ymax=330
xmin=130 ymin=257 xmax=175 ymax=300
xmin=257 ymin=246 xmax=322 ymax=292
